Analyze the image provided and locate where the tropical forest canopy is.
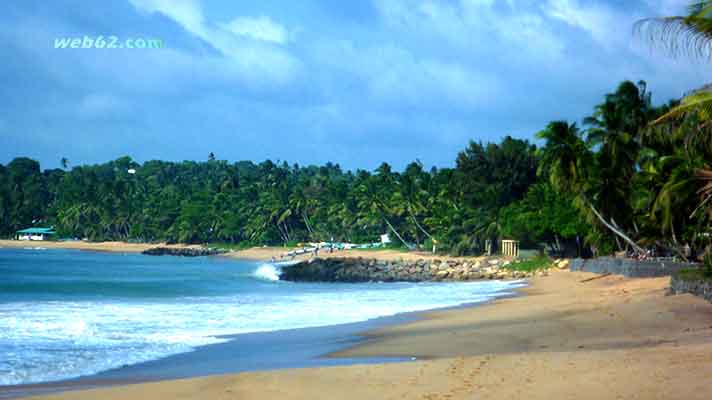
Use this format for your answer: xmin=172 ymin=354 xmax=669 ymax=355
xmin=2 ymin=77 xmax=710 ymax=258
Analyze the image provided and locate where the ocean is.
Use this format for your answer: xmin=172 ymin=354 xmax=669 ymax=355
xmin=0 ymin=248 xmax=524 ymax=386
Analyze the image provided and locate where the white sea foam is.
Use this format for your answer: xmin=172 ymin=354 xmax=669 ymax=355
xmin=0 ymin=266 xmax=526 ymax=386
xmin=252 ymin=263 xmax=281 ymax=281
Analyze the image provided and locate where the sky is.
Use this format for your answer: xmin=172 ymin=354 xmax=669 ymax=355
xmin=1 ymin=0 xmax=710 ymax=171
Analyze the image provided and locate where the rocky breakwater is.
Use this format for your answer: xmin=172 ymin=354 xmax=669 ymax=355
xmin=279 ymin=257 xmax=539 ymax=283
xmin=142 ymin=246 xmax=227 ymax=257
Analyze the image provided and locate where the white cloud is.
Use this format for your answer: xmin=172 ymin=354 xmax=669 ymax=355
xmin=130 ymin=0 xmax=206 ymax=35
xmin=128 ymin=0 xmax=300 ymax=85
xmin=542 ymin=0 xmax=631 ymax=49
xmin=221 ymin=16 xmax=288 ymax=44
xmin=374 ymin=0 xmax=566 ymax=62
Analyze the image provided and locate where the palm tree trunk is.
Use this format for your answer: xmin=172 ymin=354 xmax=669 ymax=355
xmin=408 ymin=204 xmax=434 ymax=240
xmin=276 ymin=222 xmax=288 ymax=243
xmin=614 ymin=235 xmax=623 ymax=252
xmin=302 ymin=210 xmax=314 ymax=236
xmin=382 ymin=216 xmax=410 ymax=249
xmin=588 ymin=203 xmax=645 ymax=254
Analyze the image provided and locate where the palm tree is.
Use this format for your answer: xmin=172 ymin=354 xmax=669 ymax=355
xmin=635 ymin=2 xmax=712 ymax=124
xmin=536 ymin=121 xmax=589 ymax=191
xmin=537 ymin=121 xmax=645 ymax=254
xmin=583 ymin=81 xmax=654 ymax=248
xmin=636 ymin=2 xmax=712 ymax=240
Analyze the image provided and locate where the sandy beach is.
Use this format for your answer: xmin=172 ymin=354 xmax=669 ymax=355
xmin=17 ymin=268 xmax=712 ymax=400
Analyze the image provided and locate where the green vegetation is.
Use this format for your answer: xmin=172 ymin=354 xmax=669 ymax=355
xmin=501 ymin=257 xmax=552 ymax=273
xmin=704 ymin=252 xmax=712 ymax=278
xmin=674 ymin=268 xmax=711 ymax=282
xmin=0 ymin=78 xmax=705 ymax=257
xmin=0 ymin=138 xmax=560 ymax=254
xmin=3 ymin=3 xmax=712 ymax=258
xmin=204 ymin=242 xmax=256 ymax=251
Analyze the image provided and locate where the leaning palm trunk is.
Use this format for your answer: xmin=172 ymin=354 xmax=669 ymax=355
xmin=587 ymin=203 xmax=645 ymax=255
xmin=382 ymin=215 xmax=411 ymax=249
xmin=408 ymin=204 xmax=434 ymax=240
xmin=302 ymin=210 xmax=314 ymax=237
xmin=371 ymin=197 xmax=412 ymax=249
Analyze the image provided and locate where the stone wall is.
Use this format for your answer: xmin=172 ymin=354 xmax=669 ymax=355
xmin=279 ymin=257 xmax=535 ymax=283
xmin=569 ymin=257 xmax=695 ymax=278
xmin=670 ymin=273 xmax=712 ymax=303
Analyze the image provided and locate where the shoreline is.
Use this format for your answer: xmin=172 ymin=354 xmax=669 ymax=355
xmin=0 ymin=281 xmax=523 ymax=400
xmin=0 ymin=240 xmax=427 ymax=262
xmin=0 ymin=240 xmax=485 ymax=266
xmin=16 ymin=269 xmax=712 ymax=400
xmin=0 ymin=314 xmax=414 ymax=400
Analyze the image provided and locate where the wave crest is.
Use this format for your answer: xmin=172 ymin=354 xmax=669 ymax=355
xmin=252 ymin=264 xmax=280 ymax=281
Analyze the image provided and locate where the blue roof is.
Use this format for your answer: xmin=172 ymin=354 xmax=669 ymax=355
xmin=16 ymin=227 xmax=56 ymax=234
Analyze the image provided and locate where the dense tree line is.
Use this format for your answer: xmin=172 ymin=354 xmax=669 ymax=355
xmin=0 ymin=137 xmax=565 ymax=254
xmin=5 ymin=77 xmax=709 ymax=258
xmin=7 ymin=2 xmax=712 ymax=257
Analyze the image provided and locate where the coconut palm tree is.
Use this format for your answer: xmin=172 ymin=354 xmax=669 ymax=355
xmin=635 ymin=2 xmax=712 ymax=124
xmin=536 ymin=121 xmax=590 ymax=191
xmin=537 ymin=121 xmax=645 ymax=254
xmin=636 ymin=2 xmax=712 ymax=239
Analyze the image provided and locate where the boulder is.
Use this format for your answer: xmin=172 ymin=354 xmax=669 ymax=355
xmin=436 ymin=270 xmax=450 ymax=278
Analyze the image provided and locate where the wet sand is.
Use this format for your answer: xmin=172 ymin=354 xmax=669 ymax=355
xmin=18 ymin=269 xmax=712 ymax=400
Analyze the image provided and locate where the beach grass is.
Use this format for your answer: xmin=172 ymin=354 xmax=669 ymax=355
xmin=675 ymin=267 xmax=712 ymax=282
xmin=503 ymin=256 xmax=552 ymax=272
xmin=204 ymin=242 xmax=256 ymax=251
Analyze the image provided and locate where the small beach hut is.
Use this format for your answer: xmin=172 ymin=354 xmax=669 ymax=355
xmin=16 ymin=227 xmax=56 ymax=241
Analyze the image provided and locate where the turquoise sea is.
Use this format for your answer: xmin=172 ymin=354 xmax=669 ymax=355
xmin=0 ymin=248 xmax=524 ymax=385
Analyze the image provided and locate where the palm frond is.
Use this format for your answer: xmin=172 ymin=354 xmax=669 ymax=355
xmin=634 ymin=1 xmax=712 ymax=60
xmin=652 ymin=88 xmax=712 ymax=125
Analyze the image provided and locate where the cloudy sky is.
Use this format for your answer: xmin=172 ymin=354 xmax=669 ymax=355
xmin=1 ymin=0 xmax=710 ymax=170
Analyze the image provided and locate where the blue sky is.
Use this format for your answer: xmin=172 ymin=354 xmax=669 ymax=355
xmin=1 ymin=0 xmax=710 ymax=170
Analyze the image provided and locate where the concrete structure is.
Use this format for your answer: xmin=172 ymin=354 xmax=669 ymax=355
xmin=569 ymin=257 xmax=695 ymax=278
xmin=16 ymin=227 xmax=56 ymax=241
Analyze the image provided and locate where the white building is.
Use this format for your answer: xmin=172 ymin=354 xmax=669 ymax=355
xmin=16 ymin=227 xmax=56 ymax=241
